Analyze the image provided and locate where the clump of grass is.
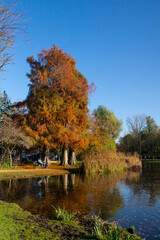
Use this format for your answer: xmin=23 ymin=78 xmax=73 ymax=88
xmin=83 ymin=150 xmax=141 ymax=174
xmin=93 ymin=215 xmax=105 ymax=239
xmin=93 ymin=217 xmax=139 ymax=240
xmin=52 ymin=205 xmax=77 ymax=223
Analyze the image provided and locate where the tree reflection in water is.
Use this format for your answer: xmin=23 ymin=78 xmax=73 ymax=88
xmin=0 ymin=173 xmax=128 ymax=219
xmin=1 ymin=164 xmax=160 ymax=239
xmin=124 ymin=162 xmax=160 ymax=205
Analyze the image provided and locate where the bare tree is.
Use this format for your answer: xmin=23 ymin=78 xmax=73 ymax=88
xmin=127 ymin=114 xmax=146 ymax=137
xmin=126 ymin=114 xmax=146 ymax=155
xmin=0 ymin=119 xmax=32 ymax=167
xmin=0 ymin=0 xmax=25 ymax=71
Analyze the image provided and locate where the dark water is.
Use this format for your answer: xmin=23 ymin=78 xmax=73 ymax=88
xmin=0 ymin=162 xmax=160 ymax=239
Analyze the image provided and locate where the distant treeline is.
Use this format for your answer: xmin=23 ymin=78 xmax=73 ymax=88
xmin=117 ymin=115 xmax=160 ymax=159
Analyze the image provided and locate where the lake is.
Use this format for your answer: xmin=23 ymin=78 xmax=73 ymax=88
xmin=0 ymin=162 xmax=160 ymax=239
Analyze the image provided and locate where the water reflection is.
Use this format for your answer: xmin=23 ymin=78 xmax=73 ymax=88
xmin=125 ymin=163 xmax=160 ymax=205
xmin=0 ymin=172 xmax=138 ymax=219
xmin=0 ymin=163 xmax=160 ymax=239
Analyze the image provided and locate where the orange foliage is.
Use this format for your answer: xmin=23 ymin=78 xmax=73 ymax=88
xmin=23 ymin=45 xmax=94 ymax=151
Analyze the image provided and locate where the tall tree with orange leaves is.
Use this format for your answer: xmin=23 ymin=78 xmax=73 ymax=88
xmin=25 ymin=45 xmax=94 ymax=165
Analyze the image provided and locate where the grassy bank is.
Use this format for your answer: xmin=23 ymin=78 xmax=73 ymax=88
xmin=83 ymin=151 xmax=141 ymax=174
xmin=0 ymin=169 xmax=70 ymax=179
xmin=0 ymin=163 xmax=80 ymax=179
xmin=0 ymin=200 xmax=142 ymax=240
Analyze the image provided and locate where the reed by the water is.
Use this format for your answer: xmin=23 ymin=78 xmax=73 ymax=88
xmin=83 ymin=150 xmax=141 ymax=174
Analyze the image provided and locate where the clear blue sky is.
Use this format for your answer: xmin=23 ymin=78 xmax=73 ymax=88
xmin=1 ymin=0 xmax=160 ymax=135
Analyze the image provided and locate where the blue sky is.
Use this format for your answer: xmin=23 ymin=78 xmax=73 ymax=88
xmin=1 ymin=0 xmax=160 ymax=136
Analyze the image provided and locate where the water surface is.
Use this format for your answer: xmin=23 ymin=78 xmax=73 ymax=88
xmin=0 ymin=162 xmax=160 ymax=239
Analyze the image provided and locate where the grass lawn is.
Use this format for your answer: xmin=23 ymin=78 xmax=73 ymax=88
xmin=0 ymin=162 xmax=80 ymax=179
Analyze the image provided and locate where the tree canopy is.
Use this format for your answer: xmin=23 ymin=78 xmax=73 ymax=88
xmin=88 ymin=105 xmax=122 ymax=152
xmin=21 ymin=45 xmax=94 ymax=165
xmin=0 ymin=91 xmax=12 ymax=120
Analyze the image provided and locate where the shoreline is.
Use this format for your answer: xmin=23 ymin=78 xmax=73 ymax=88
xmin=0 ymin=200 xmax=143 ymax=240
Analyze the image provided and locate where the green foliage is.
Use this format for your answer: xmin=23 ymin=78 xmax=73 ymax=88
xmin=144 ymin=116 xmax=159 ymax=133
xmin=93 ymin=217 xmax=140 ymax=240
xmin=93 ymin=215 xmax=104 ymax=239
xmin=93 ymin=105 xmax=122 ymax=140
xmin=0 ymin=158 xmax=10 ymax=169
xmin=87 ymin=105 xmax=122 ymax=154
xmin=0 ymin=91 xmax=12 ymax=120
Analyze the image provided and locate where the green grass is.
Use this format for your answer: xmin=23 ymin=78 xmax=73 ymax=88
xmin=0 ymin=201 xmax=143 ymax=240
xmin=141 ymin=160 xmax=160 ymax=163
xmin=0 ymin=169 xmax=70 ymax=179
xmin=0 ymin=201 xmax=59 ymax=240
xmin=52 ymin=205 xmax=77 ymax=223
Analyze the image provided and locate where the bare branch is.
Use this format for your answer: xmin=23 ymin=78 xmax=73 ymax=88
xmin=0 ymin=119 xmax=32 ymax=149
xmin=126 ymin=114 xmax=146 ymax=137
xmin=0 ymin=0 xmax=26 ymax=72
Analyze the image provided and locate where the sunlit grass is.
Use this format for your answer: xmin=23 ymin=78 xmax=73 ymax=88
xmin=0 ymin=169 xmax=70 ymax=179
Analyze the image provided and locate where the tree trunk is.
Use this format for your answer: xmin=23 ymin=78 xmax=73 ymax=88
xmin=60 ymin=147 xmax=68 ymax=165
xmin=9 ymin=149 xmax=12 ymax=168
xmin=69 ymin=174 xmax=75 ymax=187
xmin=45 ymin=146 xmax=50 ymax=167
xmin=69 ymin=149 xmax=76 ymax=165
xmin=62 ymin=174 xmax=68 ymax=193
xmin=42 ymin=146 xmax=50 ymax=167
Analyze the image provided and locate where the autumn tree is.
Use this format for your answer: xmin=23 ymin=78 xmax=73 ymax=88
xmin=0 ymin=0 xmax=25 ymax=71
xmin=25 ymin=45 xmax=93 ymax=165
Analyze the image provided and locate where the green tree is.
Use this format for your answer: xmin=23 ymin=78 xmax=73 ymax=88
xmin=0 ymin=91 xmax=12 ymax=120
xmin=118 ymin=134 xmax=138 ymax=154
xmin=144 ymin=116 xmax=159 ymax=133
xmin=89 ymin=105 xmax=122 ymax=151
xmin=93 ymin=105 xmax=122 ymax=139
